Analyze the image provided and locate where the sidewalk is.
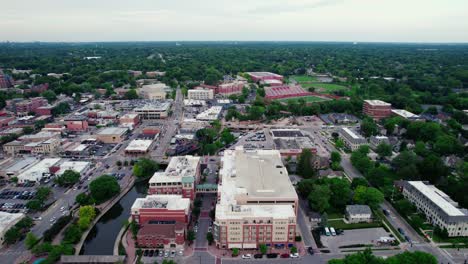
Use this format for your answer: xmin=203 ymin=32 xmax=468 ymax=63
xmin=206 ymin=242 xmax=306 ymax=259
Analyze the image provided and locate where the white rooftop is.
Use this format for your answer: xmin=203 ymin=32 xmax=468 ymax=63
xmin=73 ymin=144 xmax=88 ymax=152
xmin=132 ymin=195 xmax=190 ymax=214
xmin=391 ymin=109 xmax=419 ymax=119
xmin=0 ymin=212 xmax=24 ymax=234
xmin=364 ymin=100 xmax=391 ymax=106
xmin=196 ymin=106 xmax=223 ymax=121
xmin=149 ymin=156 xmax=200 ymax=184
xmin=342 ymin=127 xmax=362 ymax=140
xmin=17 ymin=158 xmax=61 ymax=182
xmin=56 ymin=161 xmax=90 ymax=175
xmin=125 ymin=139 xmax=153 ymax=152
xmin=97 ymin=127 xmax=128 ymax=136
xmin=408 ymin=181 xmax=466 ymax=217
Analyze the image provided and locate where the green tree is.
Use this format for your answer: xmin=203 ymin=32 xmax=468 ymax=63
xmin=23 ymin=126 xmax=34 ymax=134
xmin=206 ymin=232 xmax=214 ymax=245
xmin=232 ymin=248 xmax=239 ymax=257
xmin=331 ymin=151 xmax=341 ymax=163
xmin=308 ymin=184 xmax=331 ymax=213
xmin=4 ymin=227 xmax=20 ymax=245
xmin=25 ymin=232 xmax=39 ymax=249
xmin=79 ymin=205 xmax=96 ymax=220
xmin=259 ymin=244 xmax=268 ymax=254
xmin=297 ymin=149 xmax=316 ymax=178
xmin=433 ymin=135 xmax=462 ymax=155
xmin=335 ymin=138 xmax=345 ymax=149
xmin=133 ymin=158 xmax=159 ymax=179
xmin=89 ymin=175 xmax=121 ymax=204
xmin=328 ymin=178 xmax=351 ymax=210
xmin=75 ymin=193 xmax=95 ymax=206
xmin=63 ymin=224 xmax=82 ymax=244
xmin=124 ymin=89 xmax=139 ymax=99
xmin=353 ymin=186 xmax=384 ymax=209
xmin=26 ymin=199 xmax=42 ymax=211
xmin=351 ymin=178 xmax=368 ymax=189
xmin=376 ymin=143 xmax=392 ymax=158
xmin=290 ymin=246 xmax=298 ymax=254
xmin=41 ymin=90 xmax=57 ymax=103
xmin=361 ymin=117 xmax=378 ymax=137
xmin=187 ymin=230 xmax=195 ymax=243
xmin=55 ymin=170 xmax=80 ymax=186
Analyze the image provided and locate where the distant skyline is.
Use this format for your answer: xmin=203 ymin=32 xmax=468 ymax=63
xmin=1 ymin=0 xmax=468 ymax=42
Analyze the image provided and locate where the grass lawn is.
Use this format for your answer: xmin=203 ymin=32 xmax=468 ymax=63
xmin=310 ymin=83 xmax=348 ymax=93
xmin=290 ymin=75 xmax=317 ymax=83
xmin=374 ymin=210 xmax=404 ymax=242
xmin=432 ymin=233 xmax=468 ymax=244
xmin=328 ymin=219 xmax=383 ymax=230
xmin=277 ymin=95 xmax=327 ymax=103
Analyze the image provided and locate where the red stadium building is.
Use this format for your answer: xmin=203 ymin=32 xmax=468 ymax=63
xmin=264 ymin=85 xmax=311 ymax=100
xmin=246 ymin=72 xmax=284 ymax=82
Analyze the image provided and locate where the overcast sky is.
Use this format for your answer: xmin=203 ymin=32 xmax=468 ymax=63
xmin=1 ymin=0 xmax=468 ymax=42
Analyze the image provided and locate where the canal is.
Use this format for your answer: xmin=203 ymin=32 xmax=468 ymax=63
xmin=80 ymin=179 xmax=148 ymax=255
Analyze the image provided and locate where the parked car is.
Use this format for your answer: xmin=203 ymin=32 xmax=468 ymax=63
xmin=241 ymin=254 xmax=252 ymax=259
xmin=254 ymin=253 xmax=263 ymax=259
xmin=280 ymin=253 xmax=290 ymax=258
xmin=308 ymin=247 xmax=314 ymax=255
xmin=290 ymin=253 xmax=299 ymax=258
xmin=170 ymin=250 xmax=176 ymax=257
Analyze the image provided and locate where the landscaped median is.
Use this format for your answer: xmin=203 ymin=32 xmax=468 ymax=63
xmin=327 ymin=219 xmax=383 ymax=230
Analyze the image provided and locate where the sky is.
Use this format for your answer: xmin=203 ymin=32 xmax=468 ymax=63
xmin=1 ymin=0 xmax=468 ymax=42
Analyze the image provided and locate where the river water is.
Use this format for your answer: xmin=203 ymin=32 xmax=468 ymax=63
xmin=80 ymin=179 xmax=148 ymax=255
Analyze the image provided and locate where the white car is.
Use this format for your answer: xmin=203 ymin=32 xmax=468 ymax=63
xmin=50 ymin=216 xmax=56 ymax=222
xmin=208 ymin=226 xmax=212 ymax=232
xmin=60 ymin=206 xmax=66 ymax=211
xmin=290 ymin=253 xmax=299 ymax=258
xmin=241 ymin=254 xmax=252 ymax=259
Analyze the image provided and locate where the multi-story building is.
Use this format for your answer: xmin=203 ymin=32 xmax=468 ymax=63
xmin=214 ymin=147 xmax=298 ymax=249
xmin=3 ymin=138 xmax=61 ymax=156
xmin=148 ymin=156 xmax=201 ymax=200
xmin=187 ymin=87 xmax=214 ymax=100
xmin=246 ymin=72 xmax=283 ymax=83
xmin=363 ymin=100 xmax=392 ymax=120
xmin=64 ymin=115 xmax=89 ymax=132
xmin=119 ymin=113 xmax=140 ymax=128
xmin=134 ymin=102 xmax=171 ymax=119
xmin=138 ymin=83 xmax=168 ymax=100
xmin=401 ymin=181 xmax=468 ymax=237
xmin=196 ymin=106 xmax=223 ymax=121
xmin=338 ymin=127 xmax=367 ymax=151
xmin=0 ymin=72 xmax=14 ymax=88
xmin=6 ymin=97 xmax=48 ymax=116
xmin=369 ymin=135 xmax=390 ymax=150
xmin=218 ymin=81 xmax=246 ymax=95
xmin=131 ymin=195 xmax=190 ymax=249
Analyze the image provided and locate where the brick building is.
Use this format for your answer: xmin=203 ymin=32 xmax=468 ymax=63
xmin=246 ymin=72 xmax=283 ymax=83
xmin=131 ymin=195 xmax=190 ymax=249
xmin=363 ymin=100 xmax=392 ymax=120
xmin=64 ymin=115 xmax=89 ymax=132
xmin=148 ymin=156 xmax=201 ymax=200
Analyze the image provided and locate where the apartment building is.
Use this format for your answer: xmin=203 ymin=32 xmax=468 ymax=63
xmin=214 ymin=147 xmax=298 ymax=249
xmin=402 ymin=181 xmax=468 ymax=237
xmin=148 ymin=156 xmax=201 ymax=200
xmin=187 ymin=87 xmax=214 ymax=100
xmin=338 ymin=127 xmax=367 ymax=151
xmin=363 ymin=100 xmax=392 ymax=120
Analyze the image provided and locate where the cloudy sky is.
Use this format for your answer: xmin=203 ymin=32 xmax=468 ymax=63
xmin=1 ymin=0 xmax=468 ymax=42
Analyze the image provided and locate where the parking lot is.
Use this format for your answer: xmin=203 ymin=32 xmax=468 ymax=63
xmin=321 ymin=227 xmax=391 ymax=253
xmin=231 ymin=129 xmax=275 ymax=150
xmin=140 ymin=248 xmax=184 ymax=263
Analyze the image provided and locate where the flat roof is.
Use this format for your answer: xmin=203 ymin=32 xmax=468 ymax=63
xmin=5 ymin=157 xmax=39 ymax=172
xmin=364 ymin=99 xmax=391 ymax=106
xmin=0 ymin=212 xmax=24 ymax=234
xmin=97 ymin=127 xmax=128 ymax=136
xmin=56 ymin=161 xmax=90 ymax=175
xmin=73 ymin=144 xmax=88 ymax=152
xmin=391 ymin=109 xmax=418 ymax=118
xmin=247 ymin=72 xmax=283 ymax=78
xmin=132 ymin=195 xmax=190 ymax=213
xmin=125 ymin=139 xmax=153 ymax=152
xmin=407 ymin=181 xmax=466 ymax=217
xmin=342 ymin=127 xmax=362 ymax=140
xmin=196 ymin=106 xmax=223 ymax=121
xmin=17 ymin=158 xmax=60 ymax=182
xmin=120 ymin=113 xmax=139 ymax=119
xmin=149 ymin=156 xmax=200 ymax=184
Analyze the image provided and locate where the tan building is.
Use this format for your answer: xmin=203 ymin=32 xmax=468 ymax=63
xmin=214 ymin=147 xmax=298 ymax=249
xmin=134 ymin=102 xmax=171 ymax=119
xmin=3 ymin=138 xmax=60 ymax=155
xmin=95 ymin=127 xmax=128 ymax=143
xmin=188 ymin=87 xmax=214 ymax=100
xmin=138 ymin=83 xmax=168 ymax=100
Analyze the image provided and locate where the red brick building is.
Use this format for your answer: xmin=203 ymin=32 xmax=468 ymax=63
xmin=131 ymin=195 xmax=191 ymax=249
xmin=218 ymin=81 xmax=245 ymax=95
xmin=119 ymin=113 xmax=140 ymax=127
xmin=264 ymin=85 xmax=311 ymax=100
xmin=35 ymin=106 xmax=53 ymax=116
xmin=246 ymin=72 xmax=283 ymax=82
xmin=363 ymin=100 xmax=392 ymax=120
xmin=0 ymin=72 xmax=13 ymax=88
xmin=64 ymin=115 xmax=89 ymax=132
xmin=7 ymin=97 xmax=48 ymax=116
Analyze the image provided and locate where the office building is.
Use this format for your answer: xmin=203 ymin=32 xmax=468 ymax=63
xmin=134 ymin=102 xmax=171 ymax=119
xmin=214 ymin=147 xmax=298 ymax=249
xmin=363 ymin=100 xmax=392 ymax=120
